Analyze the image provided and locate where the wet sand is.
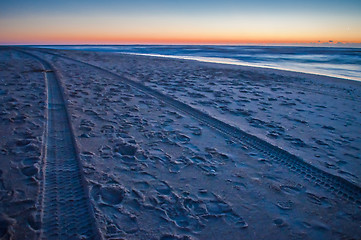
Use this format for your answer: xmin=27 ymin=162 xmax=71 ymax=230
xmin=0 ymin=47 xmax=360 ymax=239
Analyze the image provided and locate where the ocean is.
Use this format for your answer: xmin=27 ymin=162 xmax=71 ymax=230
xmin=32 ymin=45 xmax=361 ymax=81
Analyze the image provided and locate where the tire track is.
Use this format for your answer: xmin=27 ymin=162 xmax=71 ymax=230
xmin=35 ymin=49 xmax=361 ymax=205
xmin=16 ymin=50 xmax=101 ymax=239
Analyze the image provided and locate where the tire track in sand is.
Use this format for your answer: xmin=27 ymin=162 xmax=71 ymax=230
xmin=37 ymin=50 xmax=361 ymax=205
xmin=17 ymin=50 xmax=101 ymax=239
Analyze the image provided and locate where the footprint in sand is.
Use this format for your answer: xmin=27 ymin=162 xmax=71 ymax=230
xmin=273 ymin=218 xmax=286 ymax=227
xmin=276 ymin=200 xmax=294 ymax=210
xmin=20 ymin=166 xmax=38 ymax=177
xmin=100 ymin=186 xmax=126 ymax=205
xmin=114 ymin=142 xmax=138 ymax=156
xmin=174 ymin=133 xmax=191 ymax=144
xmin=279 ymin=185 xmax=303 ymax=196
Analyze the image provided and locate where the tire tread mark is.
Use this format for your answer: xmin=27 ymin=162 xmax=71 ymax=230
xmin=17 ymin=50 xmax=102 ymax=240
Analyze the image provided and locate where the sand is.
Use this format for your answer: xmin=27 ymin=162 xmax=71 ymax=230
xmin=0 ymin=47 xmax=360 ymax=239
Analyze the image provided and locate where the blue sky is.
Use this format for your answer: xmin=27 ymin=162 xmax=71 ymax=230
xmin=1 ymin=0 xmax=360 ymax=44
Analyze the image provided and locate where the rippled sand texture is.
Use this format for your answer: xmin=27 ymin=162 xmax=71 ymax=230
xmin=0 ymin=47 xmax=360 ymax=239
xmin=58 ymin=50 xmax=361 ymax=186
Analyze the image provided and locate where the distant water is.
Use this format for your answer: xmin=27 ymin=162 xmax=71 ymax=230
xmin=33 ymin=45 xmax=361 ymax=81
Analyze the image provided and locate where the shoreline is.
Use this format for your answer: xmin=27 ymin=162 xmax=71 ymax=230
xmin=27 ymin=46 xmax=361 ymax=85
xmin=120 ymin=51 xmax=361 ymax=83
xmin=22 ymin=45 xmax=361 ymax=83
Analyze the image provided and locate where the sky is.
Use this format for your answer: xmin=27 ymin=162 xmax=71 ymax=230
xmin=0 ymin=0 xmax=361 ymax=45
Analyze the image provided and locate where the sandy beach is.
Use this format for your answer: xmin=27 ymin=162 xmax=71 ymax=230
xmin=0 ymin=47 xmax=360 ymax=239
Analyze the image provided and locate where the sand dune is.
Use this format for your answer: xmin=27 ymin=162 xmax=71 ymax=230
xmin=0 ymin=47 xmax=360 ymax=239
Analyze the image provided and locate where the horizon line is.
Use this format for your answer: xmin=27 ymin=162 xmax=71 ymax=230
xmin=2 ymin=42 xmax=361 ymax=47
